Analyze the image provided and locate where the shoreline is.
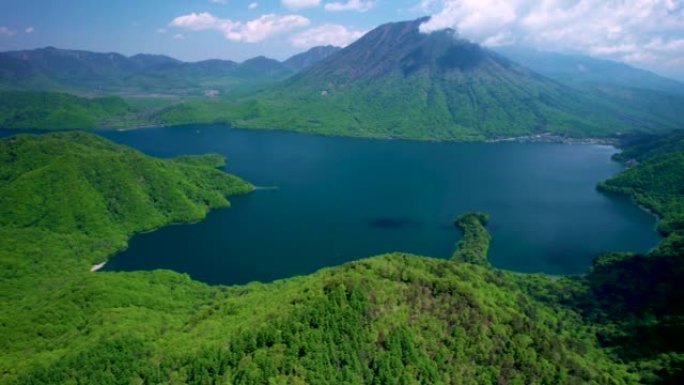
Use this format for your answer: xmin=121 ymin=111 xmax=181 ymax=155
xmin=86 ymin=187 xmax=253 ymax=273
xmin=485 ymin=133 xmax=618 ymax=145
xmin=5 ymin=123 xmax=620 ymax=147
xmin=90 ymin=261 xmax=107 ymax=272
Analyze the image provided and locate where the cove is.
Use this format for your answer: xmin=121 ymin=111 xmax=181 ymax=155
xmin=88 ymin=125 xmax=659 ymax=285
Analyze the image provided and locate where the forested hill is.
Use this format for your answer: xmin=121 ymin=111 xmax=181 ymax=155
xmin=583 ymin=132 xmax=684 ymax=382
xmin=0 ymin=131 xmax=682 ymax=384
xmin=599 ymin=131 xmax=684 ymax=235
xmin=0 ymin=91 xmax=136 ymax=130
xmin=0 ymin=131 xmax=253 ymax=276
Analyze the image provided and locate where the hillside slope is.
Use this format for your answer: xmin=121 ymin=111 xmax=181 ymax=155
xmin=0 ymin=91 xmax=137 ymax=129
xmin=582 ymin=133 xmax=684 ymax=383
xmin=0 ymin=132 xmax=252 ymax=275
xmin=284 ymin=45 xmax=342 ymax=72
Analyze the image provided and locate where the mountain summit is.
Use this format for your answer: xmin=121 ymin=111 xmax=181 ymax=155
xmin=235 ymin=18 xmax=683 ymax=140
xmin=296 ymin=17 xmax=509 ymax=83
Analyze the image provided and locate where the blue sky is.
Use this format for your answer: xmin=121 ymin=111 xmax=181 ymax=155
xmin=1 ymin=0 xmax=683 ymax=80
xmin=0 ymin=0 xmax=421 ymax=61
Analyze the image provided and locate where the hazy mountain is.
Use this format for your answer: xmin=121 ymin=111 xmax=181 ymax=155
xmin=496 ymin=47 xmax=684 ymax=95
xmin=128 ymin=53 xmax=181 ymax=69
xmin=231 ymin=18 xmax=684 ymax=140
xmin=0 ymin=47 xmax=310 ymax=96
xmin=284 ymin=45 xmax=342 ymax=72
xmin=232 ymin=56 xmax=292 ymax=78
xmin=0 ymin=47 xmax=138 ymax=91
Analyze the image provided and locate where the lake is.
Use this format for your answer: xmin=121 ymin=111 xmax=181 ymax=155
xmin=51 ymin=124 xmax=662 ymax=285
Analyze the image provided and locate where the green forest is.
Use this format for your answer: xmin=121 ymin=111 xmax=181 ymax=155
xmin=0 ymin=91 xmax=140 ymax=130
xmin=0 ymin=131 xmax=682 ymax=384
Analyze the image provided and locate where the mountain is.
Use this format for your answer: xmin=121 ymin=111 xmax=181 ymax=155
xmin=0 ymin=47 xmax=187 ymax=94
xmin=284 ymin=45 xmax=342 ymax=72
xmin=123 ymin=56 xmax=294 ymax=96
xmin=128 ymin=53 xmax=181 ymax=68
xmin=0 ymin=47 xmax=300 ymax=96
xmin=0 ymin=46 xmax=346 ymax=98
xmin=0 ymin=47 xmax=140 ymax=91
xmin=231 ymin=56 xmax=292 ymax=78
xmin=222 ymin=18 xmax=684 ymax=140
xmin=496 ymin=47 xmax=684 ymax=95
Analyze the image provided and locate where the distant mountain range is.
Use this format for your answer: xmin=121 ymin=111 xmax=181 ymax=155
xmin=0 ymin=45 xmax=341 ymax=96
xmin=1 ymin=18 xmax=683 ymax=139
xmin=223 ymin=18 xmax=684 ymax=140
xmin=495 ymin=47 xmax=684 ymax=95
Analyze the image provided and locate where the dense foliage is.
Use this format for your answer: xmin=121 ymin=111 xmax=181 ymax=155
xmin=598 ymin=132 xmax=684 ymax=234
xmin=584 ymin=132 xmax=684 ymax=383
xmin=1 ymin=130 xmax=683 ymax=384
xmin=0 ymin=131 xmax=252 ymax=276
xmin=0 ymin=91 xmax=137 ymax=129
xmin=452 ymin=212 xmax=491 ymax=265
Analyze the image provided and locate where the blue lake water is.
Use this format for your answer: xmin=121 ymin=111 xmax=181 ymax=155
xmin=49 ymin=124 xmax=662 ymax=285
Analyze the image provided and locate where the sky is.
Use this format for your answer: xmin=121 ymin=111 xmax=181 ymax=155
xmin=1 ymin=0 xmax=683 ymax=80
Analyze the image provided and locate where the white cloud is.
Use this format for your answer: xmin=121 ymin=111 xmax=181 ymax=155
xmin=0 ymin=27 xmax=15 ymax=37
xmin=25 ymin=27 xmax=35 ymax=34
xmin=173 ymin=33 xmax=186 ymax=40
xmin=210 ymin=0 xmax=228 ymax=4
xmin=282 ymin=0 xmax=320 ymax=9
xmin=157 ymin=28 xmax=168 ymax=34
xmin=249 ymin=2 xmax=259 ymax=9
xmin=419 ymin=0 xmax=684 ymax=72
xmin=324 ymin=0 xmax=374 ymax=12
xmin=291 ymin=24 xmax=365 ymax=48
xmin=171 ymin=12 xmax=221 ymax=31
xmin=170 ymin=12 xmax=310 ymax=43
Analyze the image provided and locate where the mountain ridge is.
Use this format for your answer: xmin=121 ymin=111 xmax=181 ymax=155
xmin=0 ymin=45 xmax=341 ymax=96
